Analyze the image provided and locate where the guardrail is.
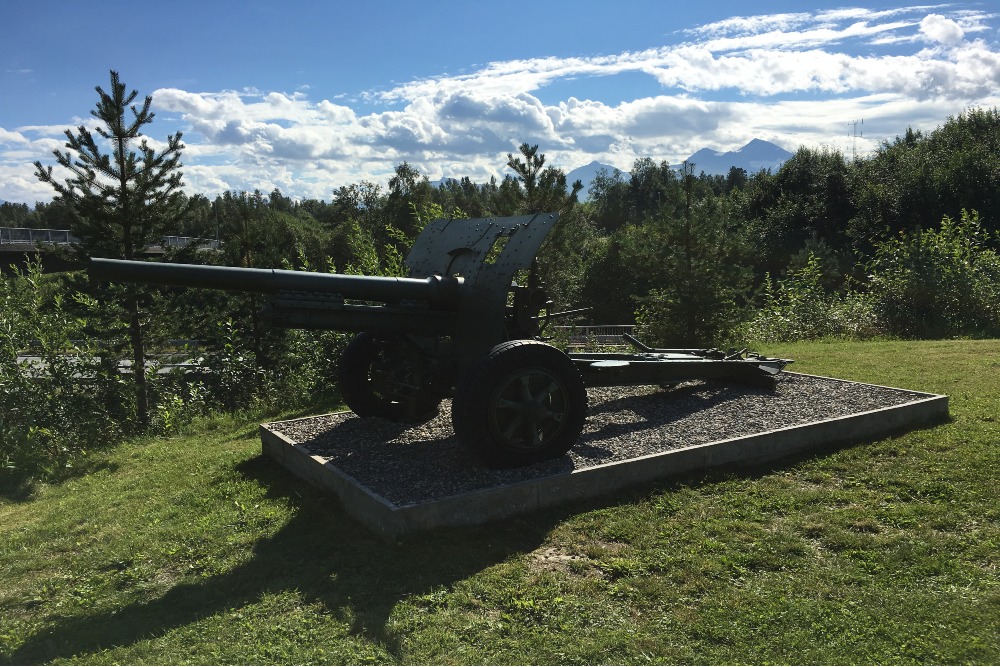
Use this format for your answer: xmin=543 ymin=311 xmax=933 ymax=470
xmin=0 ymin=228 xmax=79 ymax=244
xmin=161 ymin=236 xmax=221 ymax=250
xmin=18 ymin=339 xmax=204 ymax=354
xmin=0 ymin=228 xmax=220 ymax=250
xmin=15 ymin=340 xmax=207 ymax=378
xmin=554 ymin=324 xmax=635 ymax=347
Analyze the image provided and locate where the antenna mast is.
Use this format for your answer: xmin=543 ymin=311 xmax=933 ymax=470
xmin=849 ymin=119 xmax=864 ymax=160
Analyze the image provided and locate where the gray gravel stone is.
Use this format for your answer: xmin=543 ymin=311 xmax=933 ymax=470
xmin=265 ymin=373 xmax=926 ymax=506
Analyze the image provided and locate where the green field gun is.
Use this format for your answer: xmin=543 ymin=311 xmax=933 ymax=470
xmin=90 ymin=213 xmax=791 ymax=467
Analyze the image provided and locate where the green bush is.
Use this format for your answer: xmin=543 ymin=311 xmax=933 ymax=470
xmin=0 ymin=262 xmax=129 ymax=487
xmin=743 ymin=254 xmax=882 ymax=343
xmin=632 ymin=195 xmax=750 ymax=347
xmin=149 ymin=378 xmax=209 ymax=436
xmin=259 ymin=327 xmax=350 ymax=410
xmin=0 ymin=262 xmax=226 ymax=489
xmin=197 ymin=318 xmax=267 ymax=412
xmin=866 ymin=210 xmax=1000 ymax=338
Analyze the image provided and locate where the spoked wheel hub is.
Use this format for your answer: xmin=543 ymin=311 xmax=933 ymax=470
xmin=453 ymin=340 xmax=587 ymax=467
xmin=491 ymin=368 xmax=569 ymax=450
xmin=338 ymin=332 xmax=441 ymax=423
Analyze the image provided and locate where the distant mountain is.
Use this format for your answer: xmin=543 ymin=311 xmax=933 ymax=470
xmin=675 ymin=139 xmax=792 ymax=176
xmin=429 ymin=140 xmax=792 ymax=203
xmin=564 ymin=140 xmax=792 ymax=201
xmin=565 ymin=161 xmax=622 ymax=200
xmin=434 ymin=163 xmax=627 ymax=201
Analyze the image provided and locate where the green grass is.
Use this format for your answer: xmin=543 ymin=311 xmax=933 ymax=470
xmin=1 ymin=339 xmax=998 ymax=664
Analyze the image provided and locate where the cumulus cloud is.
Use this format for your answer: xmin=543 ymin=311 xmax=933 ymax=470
xmin=5 ymin=4 xmax=1000 ymax=203
xmin=920 ymin=14 xmax=966 ymax=44
xmin=0 ymin=128 xmax=28 ymax=145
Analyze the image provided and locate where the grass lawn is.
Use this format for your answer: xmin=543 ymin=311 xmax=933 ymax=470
xmin=1 ymin=339 xmax=998 ymax=664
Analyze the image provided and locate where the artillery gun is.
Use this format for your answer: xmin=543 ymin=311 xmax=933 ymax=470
xmin=90 ymin=213 xmax=791 ymax=467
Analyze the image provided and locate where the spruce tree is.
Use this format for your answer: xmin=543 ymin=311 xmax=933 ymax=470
xmin=35 ymin=70 xmax=187 ymax=428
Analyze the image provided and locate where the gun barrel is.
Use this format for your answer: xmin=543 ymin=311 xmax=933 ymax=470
xmin=89 ymin=258 xmax=463 ymax=308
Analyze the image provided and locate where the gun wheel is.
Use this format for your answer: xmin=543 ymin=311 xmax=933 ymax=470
xmin=453 ymin=340 xmax=587 ymax=468
xmin=338 ymin=332 xmax=440 ymax=423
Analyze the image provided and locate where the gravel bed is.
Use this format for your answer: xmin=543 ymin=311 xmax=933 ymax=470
xmin=266 ymin=374 xmax=928 ymax=506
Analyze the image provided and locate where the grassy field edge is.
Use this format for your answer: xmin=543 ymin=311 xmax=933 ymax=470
xmin=1 ymin=339 xmax=998 ymax=664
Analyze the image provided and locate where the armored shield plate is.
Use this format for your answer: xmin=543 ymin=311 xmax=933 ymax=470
xmin=405 ymin=213 xmax=559 ymax=364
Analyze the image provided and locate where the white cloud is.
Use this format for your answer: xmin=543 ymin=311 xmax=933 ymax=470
xmin=5 ymin=4 xmax=1000 ymax=203
xmin=0 ymin=164 xmax=49 ymax=203
xmin=920 ymin=14 xmax=966 ymax=44
xmin=0 ymin=128 xmax=28 ymax=145
xmin=686 ymin=13 xmax=814 ymax=38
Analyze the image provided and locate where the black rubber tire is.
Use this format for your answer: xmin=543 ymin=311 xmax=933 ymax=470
xmin=338 ymin=332 xmax=440 ymax=423
xmin=452 ymin=340 xmax=587 ymax=467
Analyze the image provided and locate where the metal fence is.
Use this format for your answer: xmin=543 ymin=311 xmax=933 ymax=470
xmin=554 ymin=324 xmax=635 ymax=347
xmin=161 ymin=236 xmax=221 ymax=250
xmin=0 ymin=228 xmax=79 ymax=244
xmin=1 ymin=228 xmax=220 ymax=250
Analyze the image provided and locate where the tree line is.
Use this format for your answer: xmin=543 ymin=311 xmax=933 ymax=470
xmin=6 ymin=104 xmax=999 ymax=343
xmin=3 ymin=71 xmax=999 ymax=488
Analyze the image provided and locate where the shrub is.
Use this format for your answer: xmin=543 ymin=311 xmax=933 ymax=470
xmin=742 ymin=253 xmax=883 ymax=343
xmin=0 ymin=262 xmax=128 ymax=487
xmin=633 ymin=197 xmax=750 ymax=347
xmin=0 ymin=262 xmax=227 ymax=489
xmin=261 ymin=328 xmax=350 ymax=410
xmin=866 ymin=210 xmax=1000 ymax=338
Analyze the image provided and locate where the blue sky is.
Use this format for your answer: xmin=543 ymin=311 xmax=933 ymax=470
xmin=2 ymin=1 xmax=998 ymax=203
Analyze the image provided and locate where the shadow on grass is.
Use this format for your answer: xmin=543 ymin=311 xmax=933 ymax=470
xmin=6 ymin=400 xmax=951 ymax=663
xmin=6 ymin=454 xmax=554 ymax=664
xmin=0 ymin=399 xmax=342 ymax=505
xmin=0 ymin=458 xmax=121 ymax=504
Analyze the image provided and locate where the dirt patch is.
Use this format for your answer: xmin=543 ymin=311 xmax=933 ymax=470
xmin=530 ymin=546 xmax=589 ymax=574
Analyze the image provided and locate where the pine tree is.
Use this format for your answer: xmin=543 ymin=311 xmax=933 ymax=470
xmin=504 ymin=143 xmax=583 ymax=214
xmin=636 ymin=165 xmax=750 ymax=347
xmin=35 ymin=70 xmax=187 ymax=428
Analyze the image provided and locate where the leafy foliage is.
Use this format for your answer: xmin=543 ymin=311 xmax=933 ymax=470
xmin=33 ymin=70 xmax=189 ymax=430
xmin=735 ymin=147 xmax=854 ymax=279
xmin=866 ymin=210 xmax=1000 ymax=338
xmin=0 ymin=262 xmax=129 ymax=488
xmin=10 ymin=94 xmax=1000 ymax=484
xmin=742 ymin=254 xmax=880 ymax=343
xmin=634 ymin=173 xmax=750 ymax=347
xmin=849 ymin=108 xmax=1000 ymax=245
